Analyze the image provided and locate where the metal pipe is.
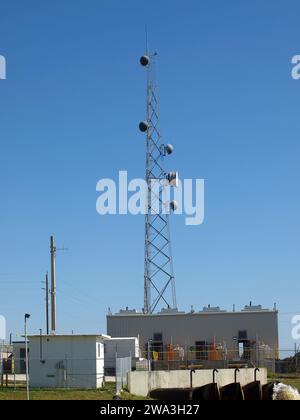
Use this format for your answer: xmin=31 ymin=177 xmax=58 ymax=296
xmin=50 ymin=236 xmax=56 ymax=334
xmin=213 ymin=368 xmax=219 ymax=384
xmin=24 ymin=314 xmax=30 ymax=400
xmin=234 ymin=368 xmax=240 ymax=383
xmin=190 ymin=369 xmax=196 ymax=388
xmin=254 ymin=367 xmax=260 ymax=381
xmin=45 ymin=272 xmax=49 ymax=335
xmin=147 ymin=340 xmax=152 ymax=372
xmin=39 ymin=329 xmax=43 ymax=362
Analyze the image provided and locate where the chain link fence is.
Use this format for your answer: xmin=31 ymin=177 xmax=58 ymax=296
xmin=0 ymin=355 xmax=133 ymax=391
xmin=1 ymin=356 xmax=105 ymax=389
xmin=138 ymin=346 xmax=299 ymax=376
xmin=1 ymin=348 xmax=300 ymax=390
xmin=116 ymin=356 xmax=131 ymax=394
xmin=275 ymin=350 xmax=300 ymax=376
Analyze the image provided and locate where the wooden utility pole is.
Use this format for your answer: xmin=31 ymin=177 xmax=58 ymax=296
xmin=50 ymin=236 xmax=56 ymax=334
xmin=45 ymin=272 xmax=49 ymax=335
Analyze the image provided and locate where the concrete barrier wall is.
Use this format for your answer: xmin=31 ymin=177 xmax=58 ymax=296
xmin=128 ymin=368 xmax=267 ymax=397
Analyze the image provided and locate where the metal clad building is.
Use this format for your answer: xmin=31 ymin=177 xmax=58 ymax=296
xmin=107 ymin=305 xmax=279 ymax=368
xmin=28 ymin=334 xmax=105 ymax=389
xmin=104 ymin=336 xmax=140 ymax=375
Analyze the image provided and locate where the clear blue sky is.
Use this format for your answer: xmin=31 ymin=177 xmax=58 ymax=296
xmin=0 ymin=0 xmax=299 ymax=352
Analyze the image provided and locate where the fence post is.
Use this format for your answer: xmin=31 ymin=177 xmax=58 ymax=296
xmin=115 ymin=347 xmax=118 ymax=395
xmin=64 ymin=354 xmax=68 ymax=388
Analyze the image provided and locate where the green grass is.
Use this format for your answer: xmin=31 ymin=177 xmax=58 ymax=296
xmin=2 ymin=378 xmax=299 ymax=400
xmin=0 ymin=382 xmax=145 ymax=400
